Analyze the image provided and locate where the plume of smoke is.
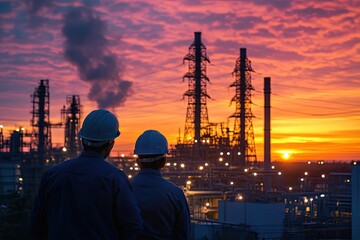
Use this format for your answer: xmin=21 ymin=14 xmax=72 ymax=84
xmin=62 ymin=7 xmax=132 ymax=108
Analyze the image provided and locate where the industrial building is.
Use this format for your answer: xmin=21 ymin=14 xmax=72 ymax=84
xmin=0 ymin=32 xmax=355 ymax=239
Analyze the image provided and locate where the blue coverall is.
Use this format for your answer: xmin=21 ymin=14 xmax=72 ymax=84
xmin=131 ymin=168 xmax=191 ymax=240
xmin=30 ymin=151 xmax=143 ymax=240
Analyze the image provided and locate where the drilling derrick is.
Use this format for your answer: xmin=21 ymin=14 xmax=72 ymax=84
xmin=61 ymin=95 xmax=81 ymax=158
xmin=183 ymin=32 xmax=211 ymax=148
xmin=31 ymin=79 xmax=51 ymax=163
xmin=229 ymin=48 xmax=257 ymax=165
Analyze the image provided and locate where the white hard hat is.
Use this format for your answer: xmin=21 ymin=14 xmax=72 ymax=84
xmin=134 ymin=130 xmax=168 ymax=162
xmin=78 ymin=109 xmax=120 ymax=146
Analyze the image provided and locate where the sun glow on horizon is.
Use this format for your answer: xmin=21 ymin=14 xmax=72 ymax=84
xmin=279 ymin=150 xmax=292 ymax=160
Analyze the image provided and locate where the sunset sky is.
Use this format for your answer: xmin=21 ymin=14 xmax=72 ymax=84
xmin=0 ymin=0 xmax=359 ymax=161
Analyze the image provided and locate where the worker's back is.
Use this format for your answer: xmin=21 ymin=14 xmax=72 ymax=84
xmin=30 ymin=151 xmax=142 ymax=240
xmin=131 ymin=168 xmax=191 ymax=240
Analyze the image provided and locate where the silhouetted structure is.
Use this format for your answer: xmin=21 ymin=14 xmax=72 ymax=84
xmin=31 ymin=79 xmax=51 ymax=164
xmin=61 ymin=95 xmax=81 ymax=158
xmin=183 ymin=32 xmax=211 ymax=150
xmin=264 ymin=77 xmax=272 ymax=192
xmin=229 ymin=48 xmax=257 ymax=165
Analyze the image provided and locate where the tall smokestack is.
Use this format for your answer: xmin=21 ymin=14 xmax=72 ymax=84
xmin=194 ymin=32 xmax=202 ymax=144
xmin=264 ymin=77 xmax=272 ymax=193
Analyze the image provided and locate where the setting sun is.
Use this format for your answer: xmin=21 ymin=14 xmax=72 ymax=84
xmin=279 ymin=150 xmax=292 ymax=160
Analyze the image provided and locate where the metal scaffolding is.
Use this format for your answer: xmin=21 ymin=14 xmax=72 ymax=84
xmin=61 ymin=95 xmax=81 ymax=158
xmin=30 ymin=79 xmax=51 ymax=164
xmin=229 ymin=48 xmax=257 ymax=165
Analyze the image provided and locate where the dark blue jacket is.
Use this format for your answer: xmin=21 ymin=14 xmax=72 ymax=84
xmin=30 ymin=151 xmax=143 ymax=240
xmin=131 ymin=169 xmax=191 ymax=240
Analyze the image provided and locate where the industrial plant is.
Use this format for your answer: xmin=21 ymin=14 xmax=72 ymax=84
xmin=0 ymin=32 xmax=357 ymax=239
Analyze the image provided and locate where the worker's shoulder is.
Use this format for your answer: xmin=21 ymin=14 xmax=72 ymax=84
xmin=45 ymin=157 xmax=125 ymax=178
xmin=162 ymin=178 xmax=185 ymax=194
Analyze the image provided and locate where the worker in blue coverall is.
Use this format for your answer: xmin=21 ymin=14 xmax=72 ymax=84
xmin=131 ymin=129 xmax=191 ymax=240
xmin=30 ymin=109 xmax=143 ymax=240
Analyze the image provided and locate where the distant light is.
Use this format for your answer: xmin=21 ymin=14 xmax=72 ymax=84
xmin=206 ymin=139 xmax=210 ymax=143
xmin=307 ymin=161 xmax=311 ymax=165
xmin=180 ymin=163 xmax=185 ymax=168
xmin=16 ymin=128 xmax=19 ymax=132
xmin=134 ymin=167 xmax=139 ymax=171
xmin=202 ymin=140 xmax=206 ymax=143
xmin=121 ymin=154 xmax=125 ymax=157
xmin=225 ymin=162 xmax=229 ymax=166
xmin=173 ymin=163 xmax=177 ymax=166
xmin=18 ymin=186 xmax=23 ymax=191
xmin=226 ymin=152 xmax=230 ymax=155
xmin=186 ymin=180 xmax=192 ymax=185
xmin=238 ymin=152 xmax=241 ymax=155
xmin=321 ymin=174 xmax=325 ymax=178
xmin=289 ymin=187 xmax=292 ymax=191
xmin=46 ymin=159 xmax=49 ymax=163
xmin=278 ymin=171 xmax=282 ymax=175
xmin=199 ymin=166 xmax=204 ymax=170
xmin=204 ymin=163 xmax=208 ymax=166
xmin=320 ymin=194 xmax=325 ymax=198
xmin=134 ymin=163 xmax=138 ymax=167
xmin=346 ymin=179 xmax=350 ymax=183
xmin=166 ymin=162 xmax=171 ymax=166
xmin=244 ymin=168 xmax=248 ymax=172
xmin=253 ymin=172 xmax=257 ymax=176
xmin=18 ymin=177 xmax=23 ymax=182
xmin=130 ymin=167 xmax=133 ymax=170
xmin=21 ymin=127 xmax=25 ymax=131
xmin=133 ymin=154 xmax=137 ymax=158
xmin=194 ymin=139 xmax=198 ymax=143
xmin=301 ymin=178 xmax=304 ymax=181
xmin=220 ymin=152 xmax=224 ymax=156
xmin=352 ymin=161 xmax=357 ymax=166
xmin=205 ymin=202 xmax=210 ymax=207
xmin=304 ymin=198 xmax=308 ymax=203
xmin=128 ymin=175 xmax=132 ymax=179
xmin=16 ymin=164 xmax=20 ymax=169
xmin=230 ymin=181 xmax=234 ymax=185
xmin=219 ymin=157 xmax=223 ymax=162
xmin=62 ymin=147 xmax=67 ymax=152
xmin=271 ymin=166 xmax=275 ymax=169
xmin=304 ymin=172 xmax=308 ymax=176
xmin=310 ymin=198 xmax=313 ymax=202
xmin=0 ymin=125 xmax=3 ymax=128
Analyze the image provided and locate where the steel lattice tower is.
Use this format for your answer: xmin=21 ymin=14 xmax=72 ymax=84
xmin=183 ymin=32 xmax=210 ymax=145
xmin=31 ymin=79 xmax=51 ymax=163
xmin=229 ymin=48 xmax=257 ymax=165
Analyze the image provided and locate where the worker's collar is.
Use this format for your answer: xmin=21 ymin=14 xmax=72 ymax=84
xmin=79 ymin=150 xmax=105 ymax=160
xmin=138 ymin=168 xmax=162 ymax=176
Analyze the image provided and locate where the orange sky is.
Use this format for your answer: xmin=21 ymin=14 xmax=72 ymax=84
xmin=0 ymin=0 xmax=359 ymax=161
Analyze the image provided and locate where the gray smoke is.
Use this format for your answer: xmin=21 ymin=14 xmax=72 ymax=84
xmin=62 ymin=7 xmax=132 ymax=108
